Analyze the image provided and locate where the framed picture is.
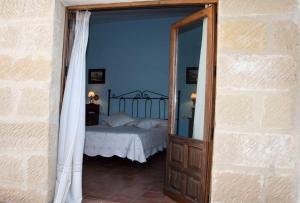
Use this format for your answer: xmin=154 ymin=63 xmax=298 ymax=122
xmin=186 ymin=67 xmax=198 ymax=84
xmin=88 ymin=69 xmax=105 ymax=84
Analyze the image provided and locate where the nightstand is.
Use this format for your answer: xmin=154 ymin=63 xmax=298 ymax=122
xmin=86 ymin=103 xmax=99 ymax=126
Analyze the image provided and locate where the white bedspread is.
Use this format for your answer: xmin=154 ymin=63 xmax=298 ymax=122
xmin=84 ymin=125 xmax=167 ymax=163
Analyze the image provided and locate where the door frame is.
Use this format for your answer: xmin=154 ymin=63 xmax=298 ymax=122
xmin=60 ymin=1 xmax=218 ymax=202
xmin=66 ymin=0 xmax=218 ymax=11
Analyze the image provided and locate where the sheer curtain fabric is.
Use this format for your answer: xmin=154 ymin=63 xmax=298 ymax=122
xmin=54 ymin=11 xmax=91 ymax=203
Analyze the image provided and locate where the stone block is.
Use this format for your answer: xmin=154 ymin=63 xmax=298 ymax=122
xmin=47 ymin=155 xmax=57 ymax=193
xmin=215 ymin=95 xmax=253 ymax=128
xmin=28 ymin=156 xmax=48 ymax=185
xmin=271 ymin=21 xmax=300 ymax=54
xmin=0 ymin=186 xmax=47 ymax=203
xmin=14 ymin=56 xmax=52 ymax=81
xmin=52 ymin=21 xmax=65 ymax=67
xmin=0 ymin=55 xmax=52 ymax=81
xmin=47 ymin=188 xmax=55 ymax=203
xmin=262 ymin=94 xmax=294 ymax=129
xmin=54 ymin=0 xmax=66 ymax=23
xmin=49 ymin=87 xmax=60 ymax=125
xmin=268 ymin=135 xmax=296 ymax=169
xmin=219 ymin=20 xmax=267 ymax=53
xmin=0 ymin=25 xmax=20 ymax=49
xmin=266 ymin=175 xmax=295 ymax=203
xmin=217 ymin=55 xmax=297 ymax=90
xmin=17 ymin=88 xmax=49 ymax=117
xmin=0 ymin=156 xmax=23 ymax=182
xmin=212 ymin=172 xmax=263 ymax=203
xmin=49 ymin=124 xmax=59 ymax=154
xmin=0 ymin=87 xmax=14 ymax=116
xmin=0 ymin=55 xmax=13 ymax=77
xmin=214 ymin=132 xmax=295 ymax=169
xmin=0 ymin=122 xmax=49 ymax=151
xmin=0 ymin=0 xmax=52 ymax=19
xmin=213 ymin=132 xmax=270 ymax=168
xmin=219 ymin=0 xmax=297 ymax=16
xmin=22 ymin=23 xmax=53 ymax=54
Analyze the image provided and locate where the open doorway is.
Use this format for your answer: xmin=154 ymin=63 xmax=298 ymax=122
xmin=60 ymin=2 xmax=216 ymax=203
xmin=83 ymin=7 xmax=203 ymax=202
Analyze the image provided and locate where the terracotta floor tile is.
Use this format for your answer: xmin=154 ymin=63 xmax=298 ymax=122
xmin=83 ymin=151 xmax=176 ymax=202
xmin=161 ymin=196 xmax=177 ymax=203
xmin=142 ymin=191 xmax=165 ymax=199
xmin=110 ymin=194 xmax=134 ymax=203
xmin=83 ymin=197 xmax=99 ymax=203
xmin=133 ymin=197 xmax=162 ymax=203
xmin=118 ymin=188 xmax=146 ymax=199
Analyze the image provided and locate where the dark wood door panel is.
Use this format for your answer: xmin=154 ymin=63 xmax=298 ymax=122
xmin=168 ymin=167 xmax=183 ymax=193
xmin=169 ymin=136 xmax=205 ymax=171
xmin=170 ymin=141 xmax=185 ymax=166
xmin=188 ymin=146 xmax=204 ymax=171
xmin=166 ymin=167 xmax=204 ymax=203
xmin=166 ymin=135 xmax=206 ymax=203
xmin=185 ymin=176 xmax=203 ymax=202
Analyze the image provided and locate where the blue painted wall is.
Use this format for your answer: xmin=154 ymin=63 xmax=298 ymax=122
xmin=86 ymin=14 xmax=184 ymax=117
xmin=86 ymin=12 xmax=202 ymax=132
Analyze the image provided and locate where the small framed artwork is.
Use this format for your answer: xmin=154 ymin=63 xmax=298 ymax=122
xmin=186 ymin=67 xmax=198 ymax=84
xmin=88 ymin=69 xmax=106 ymax=84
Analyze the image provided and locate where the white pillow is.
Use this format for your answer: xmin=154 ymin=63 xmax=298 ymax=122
xmin=135 ymin=119 xmax=167 ymax=129
xmin=155 ymin=119 xmax=168 ymax=128
xmin=125 ymin=119 xmax=140 ymax=127
xmin=104 ymin=112 xmax=135 ymax=127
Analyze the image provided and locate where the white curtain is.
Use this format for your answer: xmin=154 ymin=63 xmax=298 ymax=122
xmin=54 ymin=11 xmax=91 ymax=203
xmin=193 ymin=18 xmax=207 ymax=140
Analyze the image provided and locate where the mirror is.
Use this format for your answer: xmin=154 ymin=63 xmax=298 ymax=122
xmin=174 ymin=17 xmax=207 ymax=140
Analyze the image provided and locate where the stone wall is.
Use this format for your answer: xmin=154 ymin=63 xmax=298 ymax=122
xmin=294 ymin=0 xmax=300 ymax=202
xmin=0 ymin=0 xmax=299 ymax=202
xmin=0 ymin=0 xmax=65 ymax=202
xmin=211 ymin=0 xmax=300 ymax=202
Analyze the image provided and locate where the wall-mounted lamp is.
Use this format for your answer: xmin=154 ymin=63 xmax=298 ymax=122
xmin=190 ymin=92 xmax=197 ymax=107
xmin=88 ymin=90 xmax=95 ymax=103
xmin=88 ymin=90 xmax=100 ymax=104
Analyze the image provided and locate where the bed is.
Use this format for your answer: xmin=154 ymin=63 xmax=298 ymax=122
xmin=84 ymin=89 xmax=176 ymax=163
xmin=85 ymin=124 xmax=167 ymax=163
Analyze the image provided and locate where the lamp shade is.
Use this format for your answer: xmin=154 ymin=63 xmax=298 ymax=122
xmin=88 ymin=90 xmax=95 ymax=98
xmin=190 ymin=92 xmax=197 ymax=100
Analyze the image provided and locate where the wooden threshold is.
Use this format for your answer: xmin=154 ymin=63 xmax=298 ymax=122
xmin=67 ymin=0 xmax=217 ymax=11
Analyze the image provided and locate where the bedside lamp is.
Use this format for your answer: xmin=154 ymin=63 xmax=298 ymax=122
xmin=88 ymin=90 xmax=95 ymax=103
xmin=190 ymin=92 xmax=197 ymax=107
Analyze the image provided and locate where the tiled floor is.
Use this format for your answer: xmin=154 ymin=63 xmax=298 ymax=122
xmin=82 ymin=151 xmax=176 ymax=203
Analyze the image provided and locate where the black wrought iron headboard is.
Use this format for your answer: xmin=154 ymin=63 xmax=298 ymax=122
xmin=107 ymin=89 xmax=169 ymax=120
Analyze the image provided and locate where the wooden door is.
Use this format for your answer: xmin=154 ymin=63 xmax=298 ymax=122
xmin=165 ymin=6 xmax=216 ymax=203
